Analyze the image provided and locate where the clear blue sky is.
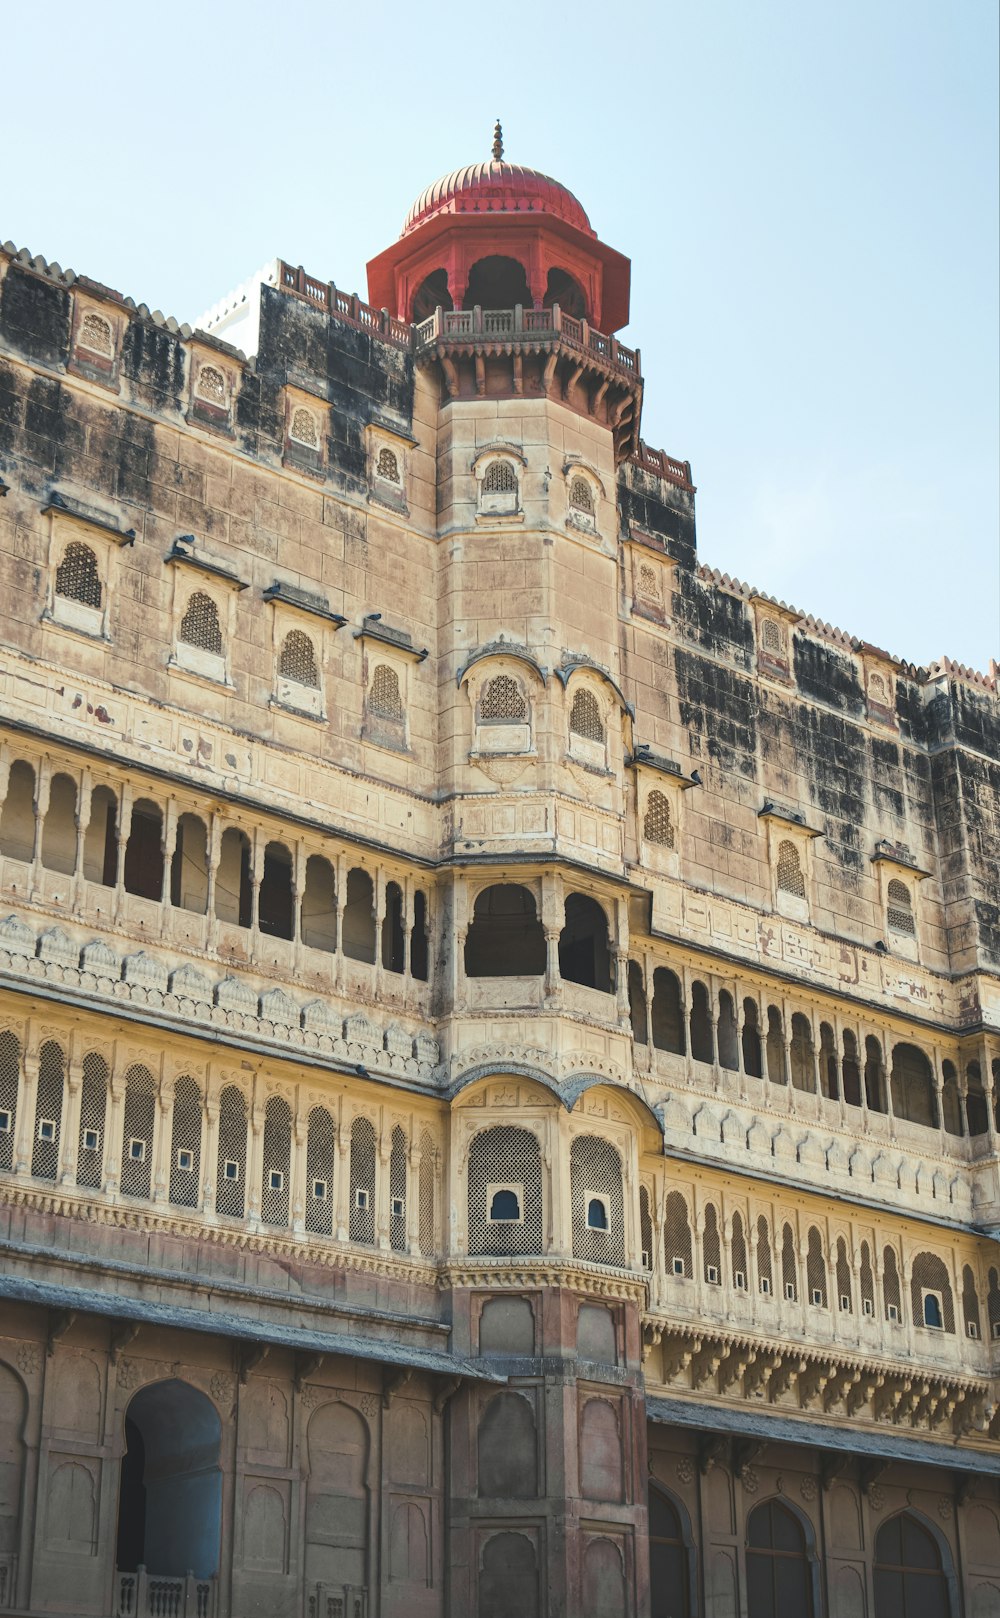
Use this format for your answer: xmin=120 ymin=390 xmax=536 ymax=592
xmin=5 ymin=0 xmax=997 ymax=670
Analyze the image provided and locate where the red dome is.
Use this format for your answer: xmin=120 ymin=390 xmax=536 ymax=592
xmin=403 ymin=161 xmax=595 ymax=239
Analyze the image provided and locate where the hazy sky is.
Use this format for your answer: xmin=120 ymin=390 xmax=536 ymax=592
xmin=5 ymin=0 xmax=997 ymax=669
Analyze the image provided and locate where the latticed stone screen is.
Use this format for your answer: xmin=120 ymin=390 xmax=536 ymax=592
xmin=418 ymin=1132 xmax=435 ymax=1256
xmin=55 ymin=542 xmax=102 ymax=608
xmin=80 ymin=310 xmax=113 ymax=356
xmin=467 ymin=1125 xmax=543 ymax=1257
xmin=216 ymin=1086 xmax=247 ymax=1218
xmin=776 ymin=839 xmax=805 ymax=898
xmin=120 ymin=1064 xmax=155 ymax=1199
xmin=369 ymin=664 xmax=403 ymax=722
xmin=349 ymin=1117 xmax=376 ymax=1245
xmin=910 ymin=1251 xmax=954 ymax=1332
xmin=761 ymin=617 xmax=784 ymax=654
xmin=483 ymin=460 xmax=517 ymax=494
xmin=279 ymin=630 xmax=319 ymax=688
xmin=806 ymin=1226 xmax=826 ymax=1305
xmin=836 ymin=1238 xmax=852 ymax=1310
xmin=179 ymin=591 xmax=223 ymax=655
xmin=76 ymin=1053 xmax=108 ymax=1190
xmin=196 ymin=364 xmax=225 ymax=404
xmin=860 ymin=1241 xmax=875 ymax=1314
xmin=376 ymin=447 xmax=400 ymax=483
xmin=781 ymin=1224 xmax=797 ymax=1300
xmin=31 ymin=1040 xmax=64 ymax=1180
xmin=887 ymin=879 xmax=915 ymax=935
xmin=643 ymin=791 xmax=674 ymax=848
xmin=571 ymin=1135 xmax=625 ymax=1266
xmin=703 ymin=1203 xmax=721 ymax=1280
xmin=569 ymin=688 xmax=604 ymax=743
xmin=883 ymin=1244 xmax=902 ymax=1319
xmin=639 ymin=1185 xmax=653 ymax=1270
xmin=261 ymin=1096 xmax=292 ymax=1227
xmin=389 ymin=1126 xmax=407 ymax=1252
xmin=305 ymin=1107 xmax=335 ymax=1236
xmin=169 ymin=1076 xmax=202 ymax=1208
xmin=290 ymin=406 xmax=319 ymax=448
xmin=756 ymin=1216 xmax=773 ymax=1292
xmin=962 ymin=1264 xmax=982 ymax=1336
xmin=731 ymin=1212 xmax=747 ymax=1286
xmin=665 ymin=1191 xmax=692 ymax=1278
xmin=0 ymin=1030 xmax=18 ymax=1175
xmin=987 ymin=1268 xmax=1000 ymax=1338
xmin=569 ymin=475 xmax=594 ymax=513
xmin=479 ymin=674 xmax=526 ymax=722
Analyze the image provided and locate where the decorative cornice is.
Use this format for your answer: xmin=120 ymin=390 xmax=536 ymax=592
xmin=441 ymin=1257 xmax=648 ymax=1303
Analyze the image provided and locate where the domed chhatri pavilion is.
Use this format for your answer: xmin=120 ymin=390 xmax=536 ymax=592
xmin=0 ymin=129 xmax=997 ymax=1618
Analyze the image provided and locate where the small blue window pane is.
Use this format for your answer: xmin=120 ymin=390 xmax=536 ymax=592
xmin=923 ymin=1293 xmax=943 ymax=1328
xmin=587 ymin=1197 xmax=608 ymax=1230
xmin=490 ymin=1188 xmax=521 ymax=1221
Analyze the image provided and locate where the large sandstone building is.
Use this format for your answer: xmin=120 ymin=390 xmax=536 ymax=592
xmin=0 ymin=128 xmax=998 ymax=1618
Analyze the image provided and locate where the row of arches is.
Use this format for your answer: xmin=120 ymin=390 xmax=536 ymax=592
xmin=627 ymin=962 xmax=996 ymax=1136
xmin=0 ymin=1033 xmax=438 ymax=1253
xmin=465 ymin=885 xmax=615 ymax=992
xmin=0 ymin=759 xmax=429 ymax=977
xmin=412 ymin=256 xmax=588 ymax=321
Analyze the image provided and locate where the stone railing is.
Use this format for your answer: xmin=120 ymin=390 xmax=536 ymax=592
xmin=415 ymin=303 xmax=639 ymax=379
xmin=0 ymin=1554 xmax=15 ymax=1610
xmin=115 ymin=1569 xmax=215 ymax=1618
xmin=278 ymin=263 xmax=412 ymax=348
xmin=306 ymin=1584 xmax=368 ymax=1618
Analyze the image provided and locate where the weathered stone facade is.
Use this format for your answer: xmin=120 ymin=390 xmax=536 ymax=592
xmin=0 ymin=144 xmax=997 ymax=1618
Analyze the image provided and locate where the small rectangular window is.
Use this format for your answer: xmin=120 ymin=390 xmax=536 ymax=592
xmin=38 ymin=1119 xmax=56 ymax=1143
xmin=83 ymin=1128 xmax=100 ymax=1151
xmin=863 ymin=1298 xmax=874 ymax=1318
xmin=706 ymin=1265 xmax=719 ymax=1285
xmin=672 ymin=1256 xmax=685 ymax=1277
xmin=641 ymin=1249 xmax=651 ymax=1270
xmin=355 ymin=1188 xmax=369 ymax=1210
xmin=760 ymin=1277 xmax=771 ymax=1296
xmin=887 ymin=1303 xmax=900 ymax=1323
xmin=391 ymin=1196 xmax=405 ymax=1218
xmin=840 ymin=1294 xmax=851 ymax=1312
xmin=269 ymin=1170 xmax=284 ymax=1192
xmin=224 ymin=1159 xmax=239 ymax=1182
xmin=129 ymin=1138 xmax=146 ymax=1161
xmin=734 ymin=1270 xmax=746 ymax=1291
xmin=992 ymin=1321 xmax=1000 ymax=1340
xmin=0 ymin=1110 xmax=11 ymax=1133
xmin=811 ymin=1288 xmax=824 ymax=1307
xmin=176 ymin=1149 xmax=193 ymax=1172
xmin=312 ymin=1179 xmax=328 ymax=1200
xmin=784 ymin=1282 xmax=796 ymax=1301
xmin=967 ymin=1321 xmax=979 ymax=1340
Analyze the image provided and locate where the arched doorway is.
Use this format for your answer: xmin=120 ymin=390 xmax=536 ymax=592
xmin=874 ymin=1513 xmax=952 ymax=1617
xmin=463 ymin=256 xmax=531 ymax=310
xmin=649 ymin=1484 xmax=691 ymax=1617
xmin=116 ymin=1380 xmax=222 ymax=1579
xmin=746 ymin=1499 xmax=814 ymax=1616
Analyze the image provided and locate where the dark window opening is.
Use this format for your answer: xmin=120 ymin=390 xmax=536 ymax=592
xmin=587 ymin=1197 xmax=608 ymax=1230
xmin=891 ymin=1043 xmax=938 ymax=1129
xmin=842 ymin=1031 xmax=862 ymax=1107
xmin=490 ymin=1188 xmax=521 ymax=1221
xmin=170 ymin=813 xmax=209 ymax=915
xmin=865 ymin=1036 xmax=887 ymax=1112
xmin=874 ymin=1512 xmax=950 ymax=1618
xmin=628 ymin=961 xmax=647 ymax=1043
xmin=301 ymin=854 xmax=336 ymax=953
xmin=465 ymin=883 xmax=545 ymax=977
xmin=215 ymin=827 xmax=252 ymax=928
xmin=766 ymin=1006 xmax=787 ymax=1084
xmin=342 ymin=867 xmax=376 ymax=963
xmin=966 ymin=1062 xmax=988 ymax=1136
xmin=742 ymin=999 xmax=762 ymax=1077
xmin=41 ymin=772 xmax=78 ymax=875
xmin=411 ymin=888 xmax=429 ymax=981
xmin=258 ymin=841 xmax=294 ymax=939
xmin=83 ymin=783 xmax=118 ymax=887
xmin=116 ymin=1379 xmax=222 ymax=1581
xmin=652 ymin=969 xmax=685 ymax=1054
xmin=543 ymin=267 xmax=587 ymax=319
xmin=463 ymin=255 xmax=531 ymax=310
xmin=689 ymin=981 xmax=714 ymax=1065
xmin=790 ymin=1013 xmax=815 ymax=1092
xmin=123 ymin=800 xmax=164 ymax=901
xmin=412 ymin=268 xmax=453 ymax=322
xmin=717 ymin=990 xmax=739 ymax=1071
xmin=649 ymin=1487 xmax=690 ymax=1618
xmin=558 ymin=892 xmax=612 ymax=993
xmin=819 ymin=1022 xmax=839 ymax=1100
xmin=746 ymin=1500 xmax=814 ymax=1618
xmin=0 ymin=759 xmax=37 ymax=862
xmin=382 ymin=880 xmax=405 ymax=973
xmin=941 ymin=1060 xmax=963 ymax=1136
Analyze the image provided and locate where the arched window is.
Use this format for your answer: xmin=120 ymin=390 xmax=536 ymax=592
xmin=465 ymin=883 xmax=545 ymax=977
xmin=418 ymin=1129 xmax=436 ymax=1255
xmin=342 ymin=866 xmax=376 ymax=963
xmin=766 ymin=1006 xmax=787 ymax=1084
xmin=702 ymin=1203 xmax=721 ymax=1284
xmin=179 ymin=591 xmax=223 ymax=656
xmin=910 ymin=1252 xmax=954 ymax=1333
xmin=890 ymin=1043 xmax=937 ymax=1129
xmin=258 ymin=840 xmax=294 ymax=940
xmin=411 ymin=888 xmax=429 ymax=981
xmin=215 ymin=827 xmax=252 ymax=928
xmin=480 ymin=458 xmax=519 ymax=515
xmin=806 ymin=1227 xmax=826 ymax=1307
xmin=376 ymin=446 xmax=400 ymax=483
xmin=79 ymin=310 xmax=114 ymax=357
xmin=123 ymin=798 xmax=164 ymax=902
xmin=746 ymin=1500 xmax=814 ymax=1616
xmin=305 ymin=1106 xmax=335 ymax=1236
xmin=348 ymin=1116 xmax=376 ymax=1245
xmin=120 ymin=1064 xmax=156 ymax=1200
xmin=757 ymin=1216 xmax=773 ymax=1296
xmin=216 ymin=1085 xmax=247 ymax=1219
xmin=389 ymin=1125 xmax=407 ymax=1251
xmin=717 ymin=991 xmax=739 ymax=1071
xmin=940 ymin=1061 xmax=963 ymax=1136
xmin=761 ymin=618 xmax=785 ymax=655
xmin=569 ymin=475 xmax=595 ymax=514
xmin=961 ymin=1264 xmax=983 ymax=1340
xmin=887 ymin=879 xmax=915 ymax=936
xmin=569 ymin=688 xmax=605 ymax=744
xmin=381 ymin=880 xmax=404 ymax=973
xmin=776 ymin=840 xmax=805 ymax=899
xmin=966 ymin=1062 xmax=989 ymax=1136
xmin=368 ymin=663 xmax=403 ymax=722
xmin=559 ymin=893 xmax=612 ymax=993
xmin=468 ymin=1125 xmax=543 ymax=1257
xmin=643 ymin=791 xmax=674 ymax=848
xmin=261 ymin=1096 xmax=292 ymax=1226
xmin=819 ymin=1022 xmax=839 ymax=1100
xmin=742 ymin=999 xmax=763 ymax=1077
xmin=649 ymin=1487 xmax=690 ymax=1618
xmin=841 ymin=1029 xmax=862 ymax=1106
xmin=76 ymin=1051 xmax=108 ymax=1191
xmin=289 ymin=406 xmax=318 ymax=448
xmin=860 ymin=1241 xmax=876 ymax=1317
xmin=689 ymin=981 xmax=713 ymax=1065
xmin=790 ymin=1013 xmax=815 ymax=1092
xmin=781 ymin=1224 xmax=797 ymax=1302
xmin=55 ymin=542 xmax=102 ymax=608
xmin=478 ymin=674 xmax=527 ymax=723
xmin=874 ymin=1514 xmax=951 ymax=1617
xmin=168 ymin=1076 xmax=202 ymax=1209
xmin=278 ymin=630 xmax=319 ymax=689
xmin=196 ymin=364 xmax=226 ymax=404
xmin=836 ymin=1237 xmax=852 ymax=1312
xmin=731 ymin=1211 xmax=748 ymax=1289
xmin=41 ymin=772 xmax=78 ymax=875
xmin=639 ymin=1185 xmax=653 ymax=1270
xmin=628 ymin=961 xmax=647 ymax=1043
xmin=652 ymin=968 xmax=685 ymax=1054
xmin=169 ymin=813 xmax=209 ymax=914
xmin=865 ymin=1035 xmax=887 ymax=1112
xmin=665 ymin=1191 xmax=692 ymax=1279
xmin=31 ymin=1039 xmax=65 ymax=1181
xmin=570 ymin=1135 xmax=624 ymax=1266
xmin=0 ymin=759 xmax=36 ymax=862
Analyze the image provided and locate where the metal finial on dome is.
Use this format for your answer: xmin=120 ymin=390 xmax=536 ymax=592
xmin=492 ymin=120 xmax=504 ymax=162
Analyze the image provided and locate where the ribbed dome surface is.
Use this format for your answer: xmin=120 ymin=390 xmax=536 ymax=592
xmin=403 ymin=162 xmax=593 ymax=238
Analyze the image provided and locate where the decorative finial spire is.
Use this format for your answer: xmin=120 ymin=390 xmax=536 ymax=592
xmin=492 ymin=119 xmax=504 ymax=162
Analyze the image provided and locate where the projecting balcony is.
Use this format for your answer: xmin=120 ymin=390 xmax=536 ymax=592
xmin=115 ymin=1568 xmax=216 ymax=1617
xmin=414 ymin=304 xmax=642 ymax=457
